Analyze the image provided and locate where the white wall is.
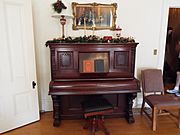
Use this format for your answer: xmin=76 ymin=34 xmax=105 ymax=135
xmin=32 ymin=0 xmax=166 ymax=111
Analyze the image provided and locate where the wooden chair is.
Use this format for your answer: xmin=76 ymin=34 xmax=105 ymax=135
xmin=81 ymin=97 xmax=113 ymax=135
xmin=141 ymin=69 xmax=180 ymax=131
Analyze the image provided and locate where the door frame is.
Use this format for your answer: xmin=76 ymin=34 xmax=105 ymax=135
xmin=157 ymin=0 xmax=180 ymax=69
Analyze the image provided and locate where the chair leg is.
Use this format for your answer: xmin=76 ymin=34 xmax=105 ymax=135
xmin=152 ymin=107 xmax=157 ymax=131
xmin=141 ymin=100 xmax=145 ymax=115
xmin=178 ymin=109 xmax=180 ymax=128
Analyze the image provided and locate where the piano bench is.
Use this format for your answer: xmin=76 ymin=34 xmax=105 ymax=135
xmin=81 ymin=97 xmax=113 ymax=135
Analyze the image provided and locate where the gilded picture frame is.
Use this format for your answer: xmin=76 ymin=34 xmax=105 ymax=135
xmin=72 ymin=2 xmax=117 ymax=30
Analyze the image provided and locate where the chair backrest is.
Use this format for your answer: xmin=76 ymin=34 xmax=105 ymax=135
xmin=141 ymin=69 xmax=164 ymax=94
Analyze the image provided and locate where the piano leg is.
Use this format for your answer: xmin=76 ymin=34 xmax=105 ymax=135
xmin=126 ymin=93 xmax=137 ymax=123
xmin=52 ymin=95 xmax=61 ymax=127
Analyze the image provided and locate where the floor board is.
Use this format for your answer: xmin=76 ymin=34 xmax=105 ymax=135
xmin=2 ymin=111 xmax=180 ymax=135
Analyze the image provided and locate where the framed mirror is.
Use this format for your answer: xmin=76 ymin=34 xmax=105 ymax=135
xmin=72 ymin=2 xmax=117 ymax=30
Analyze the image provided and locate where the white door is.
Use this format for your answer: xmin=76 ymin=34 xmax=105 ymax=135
xmin=0 ymin=0 xmax=39 ymax=133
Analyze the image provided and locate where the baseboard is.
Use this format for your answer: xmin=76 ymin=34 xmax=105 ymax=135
xmin=40 ymin=99 xmax=53 ymax=112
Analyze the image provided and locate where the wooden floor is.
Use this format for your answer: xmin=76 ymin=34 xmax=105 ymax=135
xmin=2 ymin=111 xmax=180 ymax=135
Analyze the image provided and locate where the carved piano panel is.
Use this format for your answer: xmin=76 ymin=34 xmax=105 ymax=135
xmin=57 ymin=51 xmax=73 ymax=69
xmin=114 ymin=51 xmax=129 ymax=69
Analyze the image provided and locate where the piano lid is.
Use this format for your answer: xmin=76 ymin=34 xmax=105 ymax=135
xmin=49 ymin=79 xmax=140 ymax=95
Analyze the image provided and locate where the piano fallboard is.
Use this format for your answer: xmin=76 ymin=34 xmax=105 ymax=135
xmin=49 ymin=79 xmax=140 ymax=95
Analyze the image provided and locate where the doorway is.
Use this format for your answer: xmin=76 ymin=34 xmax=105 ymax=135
xmin=163 ymin=8 xmax=180 ymax=85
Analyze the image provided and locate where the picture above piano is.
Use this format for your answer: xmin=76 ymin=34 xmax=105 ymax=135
xmin=72 ymin=2 xmax=117 ymax=30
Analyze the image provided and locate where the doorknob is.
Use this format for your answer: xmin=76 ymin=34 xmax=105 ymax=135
xmin=32 ymin=81 xmax=36 ymax=89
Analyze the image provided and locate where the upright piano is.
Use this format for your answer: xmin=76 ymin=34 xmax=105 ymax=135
xmin=47 ymin=42 xmax=140 ymax=127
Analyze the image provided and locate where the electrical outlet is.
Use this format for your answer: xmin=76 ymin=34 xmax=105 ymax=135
xmin=153 ymin=49 xmax=157 ymax=55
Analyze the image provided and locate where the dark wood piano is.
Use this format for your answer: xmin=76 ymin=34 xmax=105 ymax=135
xmin=47 ymin=42 xmax=140 ymax=127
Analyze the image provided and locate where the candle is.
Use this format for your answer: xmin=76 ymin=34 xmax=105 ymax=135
xmin=92 ymin=26 xmax=95 ymax=35
xmin=84 ymin=17 xmax=86 ymax=36
xmin=92 ymin=18 xmax=96 ymax=35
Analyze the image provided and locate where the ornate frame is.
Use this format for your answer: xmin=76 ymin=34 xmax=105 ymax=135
xmin=72 ymin=2 xmax=117 ymax=30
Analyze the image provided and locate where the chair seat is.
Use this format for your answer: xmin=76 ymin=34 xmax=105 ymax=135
xmin=82 ymin=97 xmax=113 ymax=114
xmin=141 ymin=69 xmax=180 ymax=131
xmin=146 ymin=95 xmax=180 ymax=108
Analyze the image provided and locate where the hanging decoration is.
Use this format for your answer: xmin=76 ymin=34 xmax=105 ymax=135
xmin=52 ymin=0 xmax=67 ymax=13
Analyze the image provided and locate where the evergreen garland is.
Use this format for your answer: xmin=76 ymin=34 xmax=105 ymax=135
xmin=46 ymin=35 xmax=135 ymax=46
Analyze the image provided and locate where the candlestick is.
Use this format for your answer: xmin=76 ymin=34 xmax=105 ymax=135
xmin=60 ymin=15 xmax=66 ymax=39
